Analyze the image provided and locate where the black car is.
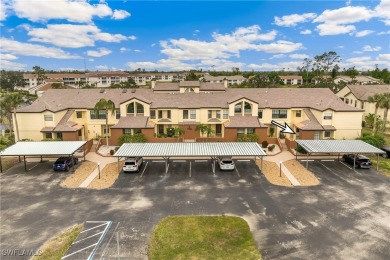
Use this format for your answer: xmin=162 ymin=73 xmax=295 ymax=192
xmin=380 ymin=146 xmax=390 ymax=158
xmin=53 ymin=156 xmax=78 ymax=171
xmin=342 ymin=154 xmax=372 ymax=169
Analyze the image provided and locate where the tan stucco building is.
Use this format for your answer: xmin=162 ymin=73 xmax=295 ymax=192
xmin=15 ymin=82 xmax=363 ymax=147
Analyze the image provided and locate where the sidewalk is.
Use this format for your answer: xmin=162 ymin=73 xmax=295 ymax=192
xmin=79 ymin=152 xmax=117 ymax=188
xmin=264 ymin=151 xmax=301 ymax=186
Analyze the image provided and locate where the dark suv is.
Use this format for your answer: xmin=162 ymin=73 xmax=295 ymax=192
xmin=342 ymin=154 xmax=372 ymax=169
xmin=380 ymin=146 xmax=390 ymax=158
xmin=53 ymin=156 xmax=78 ymax=171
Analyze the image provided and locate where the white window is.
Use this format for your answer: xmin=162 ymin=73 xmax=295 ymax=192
xmin=223 ymin=109 xmax=229 ymax=119
xmin=323 ymin=112 xmax=332 ymax=120
xmin=44 ymin=114 xmax=53 ymax=121
xmin=190 ymin=109 xmax=196 ymax=119
xmin=314 ymin=131 xmax=320 ymax=140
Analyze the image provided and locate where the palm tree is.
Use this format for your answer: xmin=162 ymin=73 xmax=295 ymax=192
xmin=195 ymin=124 xmax=215 ymax=142
xmin=94 ymin=98 xmax=116 ymax=146
xmin=1 ymin=93 xmax=24 ymax=142
xmin=379 ymin=93 xmax=390 ymax=134
xmin=174 ymin=127 xmax=185 ymax=142
xmin=367 ymin=94 xmax=385 ymax=135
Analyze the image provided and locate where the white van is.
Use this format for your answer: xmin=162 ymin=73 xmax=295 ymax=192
xmin=123 ymin=157 xmax=143 ymax=173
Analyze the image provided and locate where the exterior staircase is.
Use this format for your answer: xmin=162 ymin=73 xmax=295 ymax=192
xmin=279 ymin=138 xmax=288 ymax=152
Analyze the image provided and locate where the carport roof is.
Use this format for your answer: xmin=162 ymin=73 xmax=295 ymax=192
xmin=0 ymin=141 xmax=87 ymax=156
xmin=114 ymin=142 xmax=266 ymax=157
xmin=296 ymin=140 xmax=385 ymax=154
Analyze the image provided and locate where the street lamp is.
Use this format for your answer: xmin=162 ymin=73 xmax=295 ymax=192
xmin=98 ymin=162 xmax=101 ymax=179
xmin=279 ymin=161 xmax=282 ymax=177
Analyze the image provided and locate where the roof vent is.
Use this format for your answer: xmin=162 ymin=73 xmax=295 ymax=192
xmin=131 ymin=89 xmax=136 ymax=93
xmin=122 ymin=89 xmax=127 ymax=93
xmin=99 ymin=89 xmax=105 ymax=93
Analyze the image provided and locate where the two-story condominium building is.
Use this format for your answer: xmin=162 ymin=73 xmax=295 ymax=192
xmin=336 ymin=85 xmax=390 ymax=131
xmin=15 ymin=82 xmax=363 ymax=146
xmin=280 ymin=75 xmax=303 ymax=85
xmin=203 ymin=74 xmax=246 ymax=86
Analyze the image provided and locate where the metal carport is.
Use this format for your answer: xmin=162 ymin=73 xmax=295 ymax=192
xmin=0 ymin=141 xmax=87 ymax=172
xmin=113 ymin=142 xmax=267 ymax=174
xmin=296 ymin=140 xmax=385 ymax=170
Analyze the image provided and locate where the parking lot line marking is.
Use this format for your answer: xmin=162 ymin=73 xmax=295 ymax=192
xmin=235 ymin=167 xmax=240 ymax=177
xmin=61 ymin=243 xmax=98 ymax=259
xmin=140 ymin=162 xmax=148 ymax=177
xmin=195 ymin=160 xmax=207 ymax=162
xmin=73 ymin=231 xmax=104 ymax=244
xmin=237 ymin=160 xmax=250 ymax=162
xmin=88 ymin=221 xmax=112 ymax=260
xmin=340 ymin=161 xmax=353 ymax=170
xmin=319 ymin=162 xmax=333 ymax=172
xmin=321 ymin=159 xmax=335 ymax=162
xmin=300 ymin=160 xmax=314 ymax=162
xmin=152 ymin=160 xmax=165 ymax=163
xmin=173 ymin=160 xmax=186 ymax=162
xmin=80 ymin=223 xmax=108 ymax=233
xmin=28 ymin=164 xmax=39 ymax=171
xmin=189 ymin=161 xmax=192 ymax=177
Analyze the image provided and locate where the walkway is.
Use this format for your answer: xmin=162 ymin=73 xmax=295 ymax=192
xmin=79 ymin=152 xmax=117 ymax=188
xmin=264 ymin=150 xmax=301 ymax=186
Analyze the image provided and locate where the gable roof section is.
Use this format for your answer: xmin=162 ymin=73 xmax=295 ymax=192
xmin=111 ymin=116 xmax=154 ymax=129
xmin=17 ymin=88 xmax=362 ymax=113
xmin=225 ymin=116 xmax=264 ymax=128
xmin=347 ymin=85 xmax=390 ymax=101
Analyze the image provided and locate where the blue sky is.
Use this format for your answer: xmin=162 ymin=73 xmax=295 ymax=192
xmin=0 ymin=0 xmax=389 ymax=72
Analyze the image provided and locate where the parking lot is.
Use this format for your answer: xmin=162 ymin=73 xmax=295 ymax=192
xmin=1 ymin=158 xmax=389 ymax=260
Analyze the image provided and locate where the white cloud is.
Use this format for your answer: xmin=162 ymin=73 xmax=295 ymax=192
xmin=378 ymin=30 xmax=390 ymax=35
xmin=271 ymin=54 xmax=285 ymax=59
xmin=342 ymin=54 xmax=390 ymax=71
xmin=0 ymin=59 xmax=27 ymax=70
xmin=0 ymin=53 xmax=18 ymax=60
xmin=112 ymin=9 xmax=131 ymax=20
xmin=88 ymin=58 xmax=94 ymax=62
xmin=314 ymin=6 xmax=374 ymax=25
xmin=134 ymin=49 xmax=141 ymax=53
xmin=274 ymin=13 xmax=317 ymax=27
xmin=354 ymin=30 xmax=374 ymax=37
xmin=160 ymin=25 xmax=300 ymax=62
xmin=300 ymin=29 xmax=312 ymax=35
xmin=377 ymin=53 xmax=390 ymax=61
xmin=12 ymin=0 xmax=113 ymax=23
xmin=95 ymin=65 xmax=109 ymax=70
xmin=120 ymin=47 xmax=131 ymax=52
xmin=289 ymin=54 xmax=310 ymax=59
xmin=0 ymin=1 xmax=10 ymax=21
xmin=1 ymin=38 xmax=80 ymax=59
xmin=87 ymin=48 xmax=112 ymax=57
xmin=316 ymin=23 xmax=356 ymax=36
xmin=128 ymin=35 xmax=137 ymax=40
xmin=28 ymin=24 xmax=128 ymax=48
xmin=375 ymin=0 xmax=390 ymax=25
xmin=127 ymin=59 xmax=196 ymax=71
xmin=247 ymin=61 xmax=302 ymax=71
xmin=363 ymin=45 xmax=382 ymax=52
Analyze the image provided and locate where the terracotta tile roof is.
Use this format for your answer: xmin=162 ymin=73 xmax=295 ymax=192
xmin=199 ymin=83 xmax=225 ymax=91
xmin=153 ymin=83 xmax=179 ymax=91
xmin=343 ymin=85 xmax=390 ymax=101
xmin=295 ymin=109 xmax=336 ymax=131
xmin=225 ymin=116 xmax=262 ymax=128
xmin=17 ymin=88 xmax=362 ymax=113
xmin=111 ymin=116 xmax=154 ymax=129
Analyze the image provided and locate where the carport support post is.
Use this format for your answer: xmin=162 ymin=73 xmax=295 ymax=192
xmin=353 ymin=154 xmax=356 ymax=170
xmin=24 ymin=156 xmax=27 ymax=171
xmin=117 ymin=157 xmax=120 ymax=174
xmin=0 ymin=156 xmax=2 ymax=173
xmin=260 ymin=156 xmax=263 ymax=174
xmin=306 ymin=153 xmax=309 ymax=168
xmin=377 ymin=154 xmax=379 ymax=171
xmin=212 ymin=157 xmax=216 ymax=175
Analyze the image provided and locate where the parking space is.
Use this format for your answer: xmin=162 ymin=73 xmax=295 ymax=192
xmin=113 ymin=158 xmax=261 ymax=188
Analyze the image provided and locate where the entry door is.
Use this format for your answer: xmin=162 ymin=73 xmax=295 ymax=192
xmin=216 ymin=124 xmax=222 ymax=136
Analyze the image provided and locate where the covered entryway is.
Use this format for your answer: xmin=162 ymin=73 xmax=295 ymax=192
xmin=296 ymin=140 xmax=385 ymax=170
xmin=114 ymin=142 xmax=266 ymax=175
xmin=0 ymin=141 xmax=87 ymax=172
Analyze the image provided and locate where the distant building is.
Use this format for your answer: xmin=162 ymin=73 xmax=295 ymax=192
xmin=280 ymin=75 xmax=302 ymax=85
xmin=334 ymin=76 xmax=380 ymax=85
xmin=203 ymin=74 xmax=246 ymax=86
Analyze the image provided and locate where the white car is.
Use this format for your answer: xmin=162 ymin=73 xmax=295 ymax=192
xmin=218 ymin=157 xmax=235 ymax=171
xmin=123 ymin=157 xmax=143 ymax=173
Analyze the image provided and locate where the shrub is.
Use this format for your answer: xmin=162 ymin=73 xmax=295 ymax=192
xmin=166 ymin=127 xmax=175 ymax=137
xmin=295 ymin=145 xmax=307 ymax=154
xmin=268 ymin=144 xmax=276 ymax=152
xmin=118 ymin=133 xmax=147 ymax=145
xmin=261 ymin=140 xmax=269 ymax=148
xmin=237 ymin=133 xmax=259 ymax=142
xmin=358 ymin=133 xmax=385 ymax=148
xmin=110 ymin=149 xmax=115 ymax=155
xmin=279 ymin=133 xmax=286 ymax=139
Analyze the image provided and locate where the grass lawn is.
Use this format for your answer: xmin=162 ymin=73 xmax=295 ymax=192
xmin=1 ymin=157 xmax=20 ymax=172
xmin=32 ymin=224 xmax=83 ymax=260
xmin=362 ymin=128 xmax=390 ymax=177
xmin=148 ymin=216 xmax=261 ymax=260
